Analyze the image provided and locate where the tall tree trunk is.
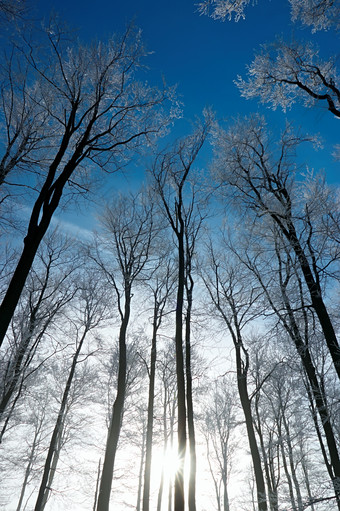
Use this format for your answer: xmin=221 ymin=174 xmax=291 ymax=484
xmin=185 ymin=275 xmax=196 ymax=511
xmin=281 ymin=415 xmax=303 ymax=511
xmin=137 ymin=422 xmax=146 ymax=511
xmin=235 ymin=343 xmax=268 ymax=511
xmin=278 ymin=424 xmax=297 ymax=511
xmin=299 ymin=445 xmax=316 ymax=511
xmin=16 ymin=420 xmax=43 ymax=511
xmin=254 ymin=399 xmax=278 ymax=511
xmin=0 ymin=233 xmax=43 ymax=347
xmin=96 ymin=294 xmax=130 ymax=511
xmin=143 ymin=310 xmax=158 ymax=511
xmin=174 ymin=224 xmax=187 ymax=511
xmin=222 ymin=449 xmax=230 ymax=511
xmin=93 ymin=459 xmax=102 ymax=511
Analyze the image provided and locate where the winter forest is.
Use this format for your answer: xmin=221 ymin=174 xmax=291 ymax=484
xmin=0 ymin=0 xmax=339 ymax=510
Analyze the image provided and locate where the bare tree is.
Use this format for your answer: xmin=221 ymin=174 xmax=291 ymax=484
xmin=201 ymin=247 xmax=268 ymax=511
xmin=0 ymin=22 xmax=173 ymax=348
xmin=212 ymin=116 xmax=340 ymax=380
xmin=93 ymin=191 xmax=155 ymax=511
xmin=0 ymin=52 xmax=48 ymax=191
xmin=34 ymin=275 xmax=111 ymax=511
xmin=142 ymin=257 xmax=176 ymax=511
xmin=150 ymin=114 xmax=211 ymax=511
xmin=0 ymin=230 xmax=78 ymax=438
xmin=225 ymin=215 xmax=340 ymax=507
xmin=200 ymin=376 xmax=237 ymax=511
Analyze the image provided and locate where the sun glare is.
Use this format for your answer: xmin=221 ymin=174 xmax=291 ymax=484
xmin=154 ymin=446 xmax=181 ymax=481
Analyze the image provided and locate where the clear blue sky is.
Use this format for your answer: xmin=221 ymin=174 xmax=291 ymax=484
xmin=33 ymin=0 xmax=339 ymax=228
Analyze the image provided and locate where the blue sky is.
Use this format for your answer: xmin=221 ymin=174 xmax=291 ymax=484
xmin=32 ymin=0 xmax=339 ymax=231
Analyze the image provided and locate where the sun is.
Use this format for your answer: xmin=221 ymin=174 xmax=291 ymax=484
xmin=153 ymin=445 xmax=181 ymax=481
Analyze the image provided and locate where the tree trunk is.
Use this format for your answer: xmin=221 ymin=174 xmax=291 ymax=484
xmin=174 ymin=224 xmax=187 ymax=511
xmin=254 ymin=399 xmax=278 ymax=511
xmin=137 ymin=423 xmax=146 ymax=511
xmin=235 ymin=343 xmax=268 ymax=511
xmin=93 ymin=459 xmax=102 ymax=511
xmin=142 ymin=310 xmax=158 ymax=511
xmin=16 ymin=421 xmax=42 ymax=511
xmin=185 ymin=278 xmax=196 ymax=511
xmin=96 ymin=294 xmax=130 ymax=511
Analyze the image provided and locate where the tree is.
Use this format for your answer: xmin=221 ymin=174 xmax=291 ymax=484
xmin=142 ymin=257 xmax=176 ymax=511
xmin=201 ymin=247 xmax=268 ymax=511
xmin=156 ymin=340 xmax=177 ymax=511
xmin=150 ymin=114 xmax=211 ymax=511
xmin=0 ymin=22 xmax=173 ymax=348
xmin=289 ymin=0 xmax=340 ymax=32
xmin=212 ymin=116 xmax=340 ymax=380
xmin=0 ymin=231 xmax=78 ymax=439
xmin=197 ymin=0 xmax=254 ymax=22
xmin=200 ymin=376 xmax=237 ymax=511
xmin=93 ymin=191 xmax=155 ymax=511
xmin=223 ymin=207 xmax=340 ymax=506
xmin=34 ymin=275 xmax=111 ymax=511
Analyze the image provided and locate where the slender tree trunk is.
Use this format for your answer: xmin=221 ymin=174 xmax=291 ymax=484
xmin=185 ymin=276 xmax=196 ymax=511
xmin=0 ymin=325 xmax=35 ymax=419
xmin=93 ymin=459 xmax=102 ymax=511
xmin=206 ymin=437 xmax=222 ymax=511
xmin=222 ymin=451 xmax=230 ymax=511
xmin=174 ymin=226 xmax=187 ymax=511
xmin=299 ymin=448 xmax=316 ymax=511
xmin=143 ymin=310 xmax=158 ymax=511
xmin=34 ymin=326 xmax=88 ymax=511
xmin=235 ymin=343 xmax=268 ymax=511
xmin=137 ymin=423 xmax=146 ymax=511
xmin=254 ymin=403 xmax=278 ymax=511
xmin=282 ymin=415 xmax=303 ymax=511
xmin=16 ymin=421 xmax=43 ymax=511
xmin=40 ymin=436 xmax=62 ymax=511
xmin=157 ymin=385 xmax=169 ymax=511
xmin=279 ymin=432 xmax=297 ymax=511
xmin=303 ymin=375 xmax=340 ymax=511
xmin=289 ymin=226 xmax=340 ymax=380
xmin=96 ymin=295 xmax=130 ymax=511
xmin=0 ymin=234 xmax=43 ymax=348
xmin=168 ymin=403 xmax=176 ymax=511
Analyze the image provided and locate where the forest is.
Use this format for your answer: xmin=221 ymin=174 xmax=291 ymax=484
xmin=0 ymin=0 xmax=339 ymax=510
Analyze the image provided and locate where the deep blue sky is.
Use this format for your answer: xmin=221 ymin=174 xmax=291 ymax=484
xmin=32 ymin=0 xmax=338 ymax=230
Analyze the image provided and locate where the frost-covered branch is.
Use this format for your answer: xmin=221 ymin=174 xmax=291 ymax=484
xmin=197 ymin=0 xmax=254 ymax=22
xmin=236 ymin=40 xmax=340 ymax=118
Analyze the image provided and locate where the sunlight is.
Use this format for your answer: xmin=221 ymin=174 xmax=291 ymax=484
xmin=153 ymin=446 xmax=181 ymax=481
